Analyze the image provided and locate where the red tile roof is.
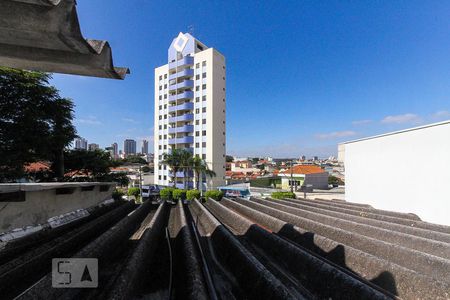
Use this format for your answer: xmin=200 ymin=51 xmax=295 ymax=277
xmin=24 ymin=162 xmax=50 ymax=172
xmin=279 ymin=165 xmax=325 ymax=175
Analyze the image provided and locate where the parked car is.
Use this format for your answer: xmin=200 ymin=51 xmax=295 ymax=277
xmin=141 ymin=185 xmax=161 ymax=198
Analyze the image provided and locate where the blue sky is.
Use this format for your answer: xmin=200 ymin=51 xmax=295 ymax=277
xmin=51 ymin=0 xmax=450 ymax=158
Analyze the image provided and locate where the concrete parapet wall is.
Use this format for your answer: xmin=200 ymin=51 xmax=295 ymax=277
xmin=0 ymin=182 xmax=115 ymax=233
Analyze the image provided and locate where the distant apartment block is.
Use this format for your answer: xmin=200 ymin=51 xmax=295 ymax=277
xmin=154 ymin=32 xmax=226 ymax=189
xmin=88 ymin=143 xmax=99 ymax=151
xmin=124 ymin=139 xmax=137 ymax=156
xmin=112 ymin=142 xmax=118 ymax=158
xmin=340 ymin=120 xmax=450 ymax=226
xmin=141 ymin=139 xmax=149 ymax=154
xmin=74 ymin=137 xmax=87 ymax=150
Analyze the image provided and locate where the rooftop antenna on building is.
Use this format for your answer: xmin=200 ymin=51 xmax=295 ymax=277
xmin=188 ymin=25 xmax=195 ymax=35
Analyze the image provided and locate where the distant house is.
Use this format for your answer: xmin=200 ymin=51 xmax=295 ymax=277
xmin=278 ymin=165 xmax=328 ymax=190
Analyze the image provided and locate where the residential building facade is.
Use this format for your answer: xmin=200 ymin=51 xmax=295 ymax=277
xmin=278 ymin=165 xmax=329 ymax=190
xmin=154 ymin=32 xmax=226 ymax=190
xmin=124 ymin=139 xmax=137 ymax=156
xmin=74 ymin=138 xmax=87 ymax=150
xmin=141 ymin=139 xmax=149 ymax=154
xmin=112 ymin=142 xmax=118 ymax=159
xmin=88 ymin=143 xmax=99 ymax=151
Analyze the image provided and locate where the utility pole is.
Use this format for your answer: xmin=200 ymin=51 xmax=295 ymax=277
xmin=290 ymin=160 xmax=294 ymax=193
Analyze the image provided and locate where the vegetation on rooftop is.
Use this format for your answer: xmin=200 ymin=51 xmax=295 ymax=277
xmin=271 ymin=191 xmax=296 ymax=199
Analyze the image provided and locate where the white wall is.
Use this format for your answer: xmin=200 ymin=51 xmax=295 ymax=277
xmin=345 ymin=121 xmax=450 ymax=226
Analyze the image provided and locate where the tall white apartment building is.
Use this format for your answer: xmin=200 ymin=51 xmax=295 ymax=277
xmin=154 ymin=32 xmax=226 ymax=190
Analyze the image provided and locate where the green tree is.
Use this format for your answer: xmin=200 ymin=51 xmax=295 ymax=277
xmin=122 ymin=155 xmax=147 ymax=165
xmin=192 ymin=156 xmax=216 ymax=190
xmin=63 ymin=149 xmax=129 ymax=186
xmin=0 ymin=67 xmax=77 ymax=182
xmin=226 ymin=155 xmax=234 ymax=163
xmin=162 ymin=149 xmax=183 ymax=188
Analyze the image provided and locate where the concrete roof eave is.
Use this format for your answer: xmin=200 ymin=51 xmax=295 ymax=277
xmin=0 ymin=0 xmax=129 ymax=79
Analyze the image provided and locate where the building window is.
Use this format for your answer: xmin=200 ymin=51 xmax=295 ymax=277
xmin=202 ymin=119 xmax=206 ymax=124
xmin=202 ymin=142 xmax=206 ymax=147
xmin=164 ymin=94 xmax=167 ymax=99
xmin=196 ymin=86 xmax=200 ymax=91
xmin=202 ymin=130 xmax=206 ymax=136
xmin=159 ymin=175 xmax=161 ymax=180
xmin=202 ymin=73 xmax=206 ymax=78
xmin=164 ymin=74 xmax=167 ymax=79
xmin=164 ymin=175 xmax=167 ymax=180
xmin=159 ymin=125 xmax=162 ymax=129
xmin=164 ymin=104 xmax=167 ymax=109
xmin=223 ymin=132 xmax=225 ymax=135
xmin=196 ymin=63 xmax=200 ymax=68
xmin=164 ymin=115 xmax=167 ymax=119
xmin=196 ymin=74 xmax=200 ymax=80
xmin=159 ymin=105 xmax=162 ymax=110
xmin=195 ymin=108 xmax=200 ymax=114
xmin=223 ymin=88 xmax=225 ymax=91
xmin=202 ymin=154 xmax=206 ymax=159
xmin=159 ymin=75 xmax=162 ymax=80
xmin=196 ymin=97 xmax=200 ymax=102
xmin=202 ymin=107 xmax=206 ymax=113
xmin=159 ymin=86 xmax=162 ymax=90
xmin=164 ymin=145 xmax=167 ymax=149
xmin=159 ymin=95 xmax=162 ymax=100
xmin=159 ymin=135 xmax=162 ymax=139
xmin=195 ymin=120 xmax=199 ymax=125
xmin=159 ymin=145 xmax=162 ymax=150
xmin=223 ymin=77 xmax=225 ymax=80
xmin=223 ymin=66 xmax=225 ymax=69
xmin=202 ymin=61 xmax=206 ymax=66
xmin=164 ymin=165 xmax=167 ymax=170
xmin=202 ymin=96 xmax=206 ymax=101
xmin=159 ymin=116 xmax=162 ymax=120
xmin=164 ymin=84 xmax=167 ymax=89
xmin=195 ymin=142 xmax=199 ymax=148
xmin=164 ymin=124 xmax=167 ymax=129
xmin=195 ymin=131 xmax=199 ymax=136
xmin=163 ymin=135 xmax=167 ymax=139
xmin=202 ymin=84 xmax=206 ymax=90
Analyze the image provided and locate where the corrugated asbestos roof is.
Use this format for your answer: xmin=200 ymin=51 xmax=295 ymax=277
xmin=0 ymin=0 xmax=129 ymax=79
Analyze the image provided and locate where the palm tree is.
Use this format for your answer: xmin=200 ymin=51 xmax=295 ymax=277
xmin=179 ymin=149 xmax=193 ymax=189
xmin=161 ymin=149 xmax=183 ymax=188
xmin=192 ymin=156 xmax=216 ymax=190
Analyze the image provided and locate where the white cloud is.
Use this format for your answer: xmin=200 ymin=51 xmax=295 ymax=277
xmin=315 ymin=130 xmax=357 ymax=140
xmin=121 ymin=118 xmax=139 ymax=124
xmin=432 ymin=110 xmax=450 ymax=120
xmin=351 ymin=119 xmax=372 ymax=126
xmin=75 ymin=116 xmax=102 ymax=125
xmin=381 ymin=113 xmax=421 ymax=124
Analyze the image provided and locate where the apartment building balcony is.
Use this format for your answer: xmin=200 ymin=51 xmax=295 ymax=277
xmin=169 ymin=68 xmax=194 ymax=80
xmin=168 ymin=102 xmax=194 ymax=113
xmin=169 ymin=171 xmax=194 ymax=178
xmin=168 ymin=91 xmax=194 ymax=103
xmin=166 ymin=147 xmax=193 ymax=154
xmin=175 ymin=182 xmax=194 ymax=189
xmin=168 ymin=113 xmax=194 ymax=123
xmin=168 ymin=56 xmax=194 ymax=71
xmin=168 ymin=125 xmax=194 ymax=134
xmin=168 ymin=80 xmax=194 ymax=92
xmin=168 ymin=136 xmax=194 ymax=145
